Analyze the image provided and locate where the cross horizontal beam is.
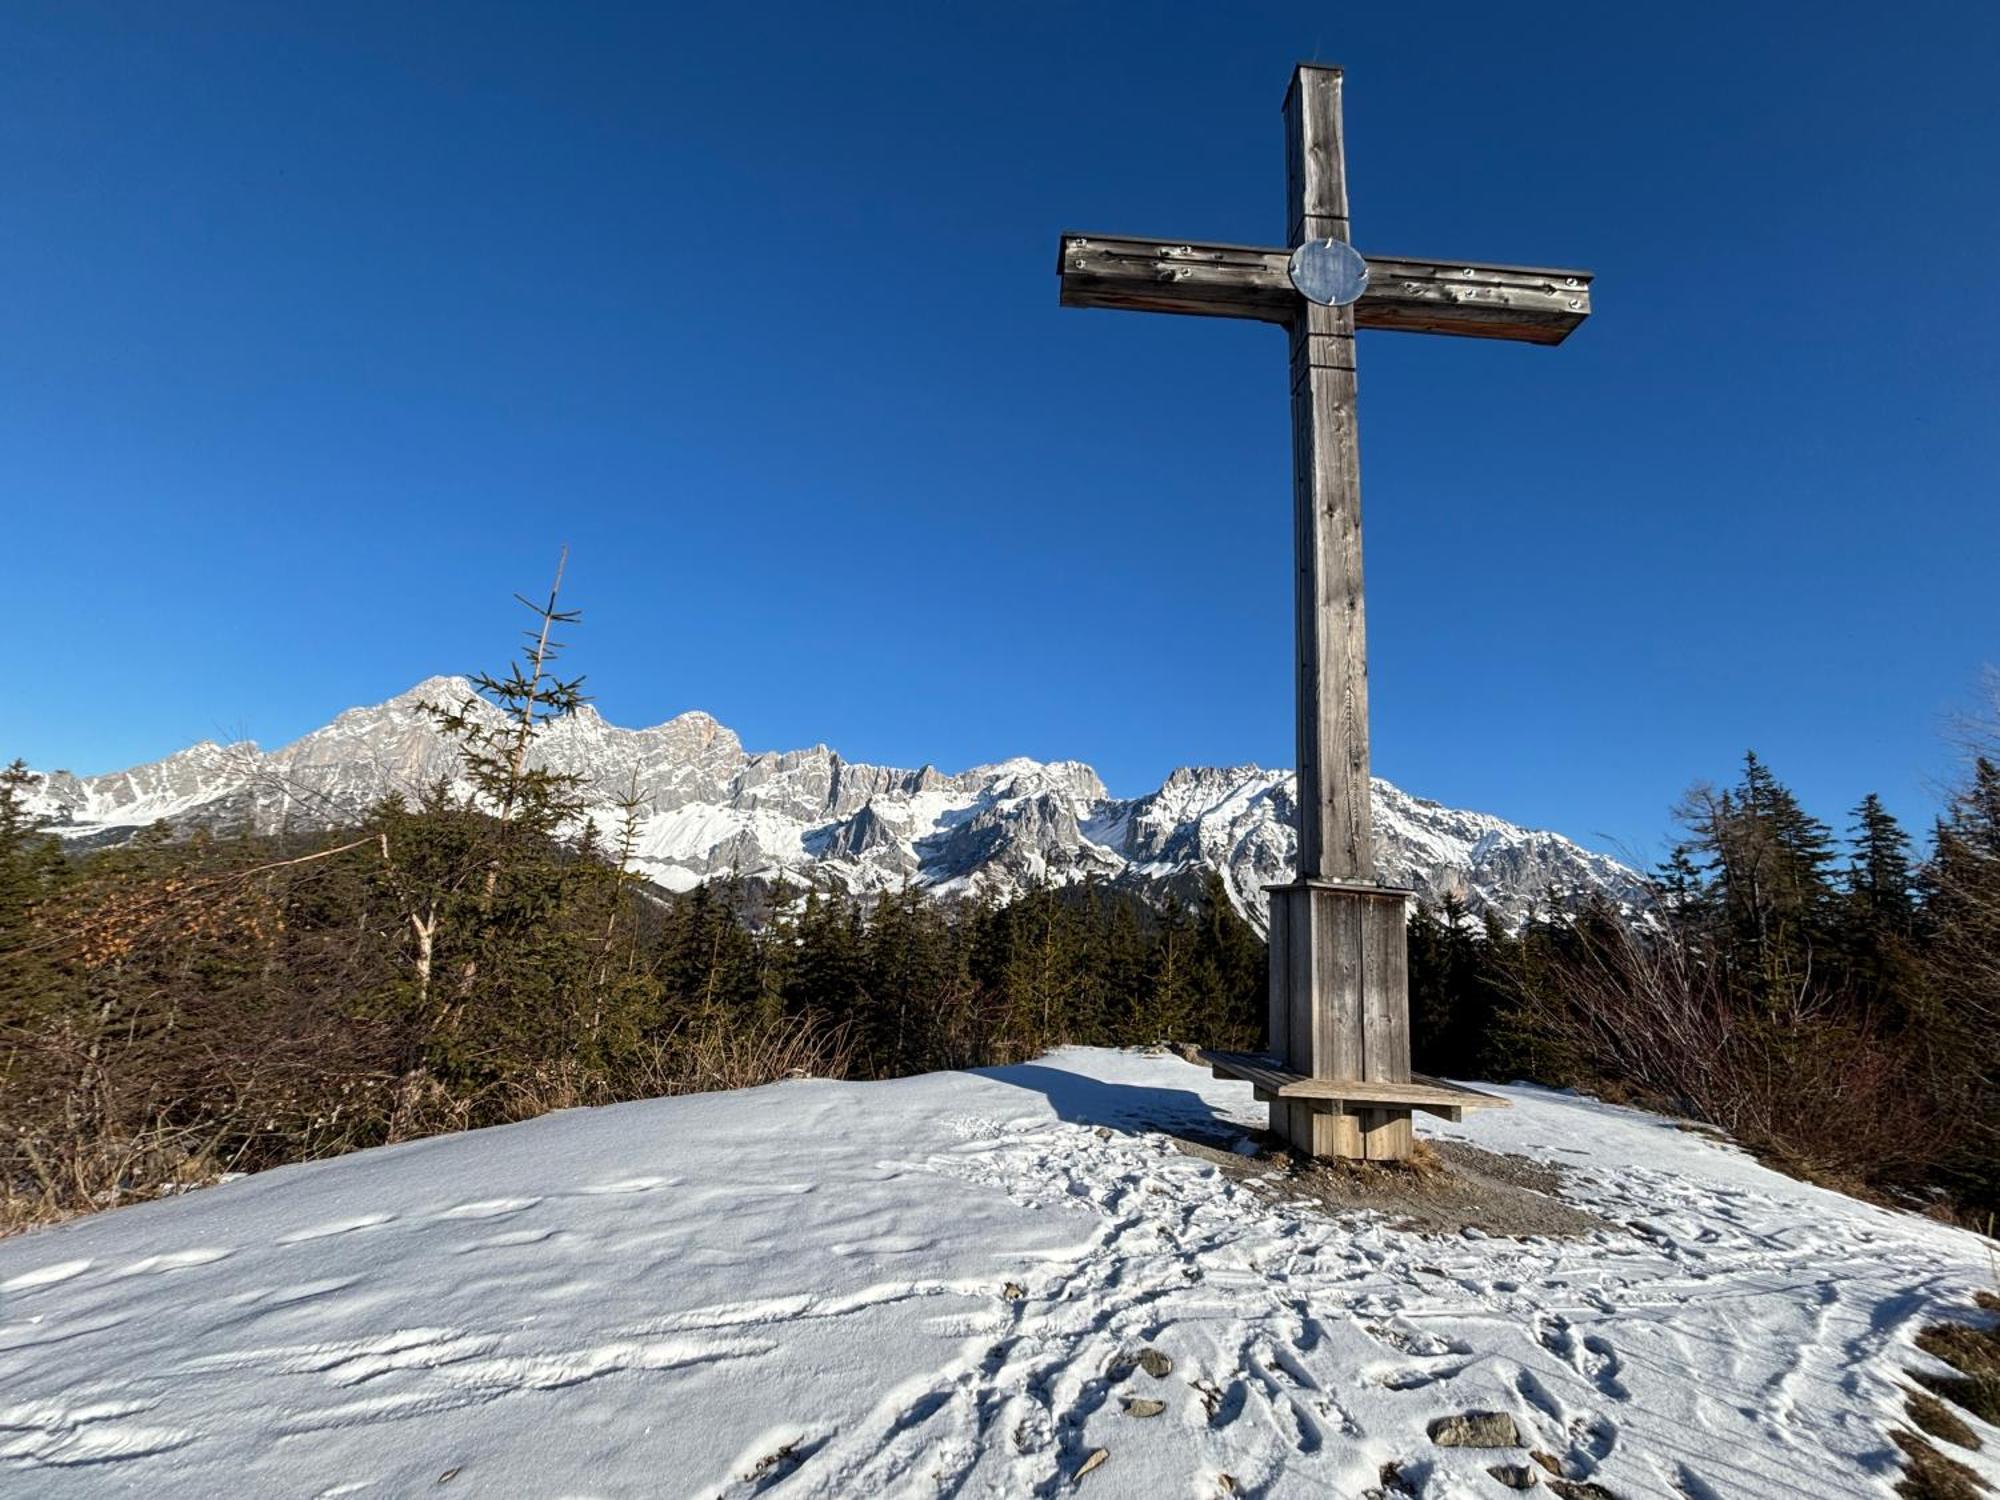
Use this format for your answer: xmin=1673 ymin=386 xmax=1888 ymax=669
xmin=1057 ymin=233 xmax=1592 ymax=345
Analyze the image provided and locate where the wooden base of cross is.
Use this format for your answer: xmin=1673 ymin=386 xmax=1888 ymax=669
xmin=1202 ymin=880 xmax=1508 ymax=1161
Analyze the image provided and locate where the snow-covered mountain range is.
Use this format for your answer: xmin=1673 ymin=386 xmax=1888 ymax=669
xmin=24 ymin=677 xmax=1645 ymax=926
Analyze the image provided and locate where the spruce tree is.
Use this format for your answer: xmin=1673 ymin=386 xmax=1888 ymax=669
xmin=0 ymin=762 xmax=59 ymax=943
xmin=1836 ymin=793 xmax=1919 ymax=1019
xmin=1183 ymin=871 xmax=1263 ymax=1048
xmin=1100 ymin=895 xmax=1151 ymax=1045
xmin=1679 ymin=753 xmax=1839 ymax=1005
xmin=1405 ymin=900 xmax=1452 ymax=1070
xmin=0 ymin=761 xmax=71 ymax=1025
xmin=1144 ymin=894 xmax=1193 ymax=1046
xmin=1846 ymin=793 xmax=1914 ymax=926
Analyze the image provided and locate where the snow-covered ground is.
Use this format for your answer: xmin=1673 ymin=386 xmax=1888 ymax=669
xmin=2 ymin=1049 xmax=1994 ymax=1497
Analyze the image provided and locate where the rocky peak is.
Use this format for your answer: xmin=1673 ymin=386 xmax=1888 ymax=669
xmin=27 ymin=679 xmax=1647 ymax=927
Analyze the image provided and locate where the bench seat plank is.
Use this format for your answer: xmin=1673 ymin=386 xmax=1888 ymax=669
xmin=1199 ymin=1049 xmax=1511 ymax=1122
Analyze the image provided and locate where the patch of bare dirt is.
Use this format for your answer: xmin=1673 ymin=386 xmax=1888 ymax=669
xmin=1170 ymin=1131 xmax=1608 ymax=1240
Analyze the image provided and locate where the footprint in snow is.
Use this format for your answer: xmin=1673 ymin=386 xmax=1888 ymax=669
xmin=1380 ymin=1360 xmax=1472 ymax=1391
xmin=1579 ymin=1334 xmax=1629 ymax=1399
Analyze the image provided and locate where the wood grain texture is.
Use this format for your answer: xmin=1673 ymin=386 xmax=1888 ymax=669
xmin=1353 ymin=255 xmax=1591 ymax=343
xmin=1313 ymin=885 xmax=1366 ymax=1081
xmin=1201 ymin=1050 xmax=1509 ymax=1115
xmin=1055 ymin=235 xmax=1591 ymax=343
xmin=1057 ymin=235 xmax=1293 ymax=322
xmin=1306 ymin=1106 xmax=1361 ymax=1157
xmin=1288 ymin=886 xmax=1314 ymax=1080
xmin=1362 ymin=896 xmax=1411 ymax=1085
xmin=1264 ymin=881 xmax=1427 ymax=1156
xmin=1359 ymin=1108 xmax=1414 ymax=1160
xmin=1286 ymin=65 xmax=1372 ymax=884
xmin=1264 ymin=888 xmax=1293 ymax=1061
xmin=1358 ymin=892 xmax=1413 ymax=1157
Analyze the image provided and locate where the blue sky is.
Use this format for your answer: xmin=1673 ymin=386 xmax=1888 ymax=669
xmin=6 ymin=2 xmax=1996 ymax=861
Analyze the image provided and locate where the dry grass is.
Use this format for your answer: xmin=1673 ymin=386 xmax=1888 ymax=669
xmin=1 ymin=1123 xmax=231 ymax=1238
xmin=483 ymin=1016 xmax=856 ymax=1122
xmin=5 ymin=1016 xmax=855 ymax=1238
xmin=643 ymin=1015 xmax=856 ymax=1099
xmin=1908 ymin=1390 xmax=1982 ymax=1451
xmin=1893 ymin=1430 xmax=1990 ymax=1500
xmin=1915 ymin=1321 xmax=2000 ymax=1427
xmin=1896 ymin=1298 xmax=2000 ymax=1499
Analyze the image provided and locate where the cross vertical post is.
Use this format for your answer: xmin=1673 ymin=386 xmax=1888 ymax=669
xmin=1266 ymin=64 xmax=1412 ymax=1161
xmin=1054 ymin=63 xmax=1590 ymax=1161
xmin=1286 ymin=65 xmax=1371 ymax=887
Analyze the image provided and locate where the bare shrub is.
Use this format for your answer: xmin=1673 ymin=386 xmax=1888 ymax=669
xmin=637 ymin=1012 xmax=856 ymax=1098
xmin=1512 ymin=911 xmax=1956 ymax=1188
xmin=421 ymin=1014 xmax=859 ymax=1129
xmin=0 ymin=1117 xmax=229 ymax=1234
xmin=2 ymin=972 xmax=407 ymax=1232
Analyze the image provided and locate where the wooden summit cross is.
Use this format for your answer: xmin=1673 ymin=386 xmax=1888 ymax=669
xmin=1058 ymin=64 xmax=1591 ymax=1161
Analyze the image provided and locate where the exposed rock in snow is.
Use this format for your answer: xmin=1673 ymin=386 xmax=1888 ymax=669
xmin=1 ymin=1048 xmax=1993 ymax=1496
xmin=1429 ymin=1410 xmax=1522 ymax=1448
xmin=24 ymin=679 xmax=1647 ymax=927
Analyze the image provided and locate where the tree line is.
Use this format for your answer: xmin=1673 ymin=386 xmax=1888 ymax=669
xmin=1409 ymin=748 xmax=1999 ymax=1219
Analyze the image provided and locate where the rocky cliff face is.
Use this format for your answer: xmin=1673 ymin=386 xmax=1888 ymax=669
xmin=26 ymin=677 xmax=1646 ymax=927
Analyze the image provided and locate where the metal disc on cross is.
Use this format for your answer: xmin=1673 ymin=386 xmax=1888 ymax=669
xmin=1287 ymin=238 xmax=1369 ymax=307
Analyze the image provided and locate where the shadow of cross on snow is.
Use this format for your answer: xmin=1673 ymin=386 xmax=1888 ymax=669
xmin=976 ymin=1061 xmax=1241 ymax=1149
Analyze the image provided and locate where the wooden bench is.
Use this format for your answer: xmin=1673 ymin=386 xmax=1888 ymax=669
xmin=1199 ymin=1049 xmax=1510 ymax=1123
